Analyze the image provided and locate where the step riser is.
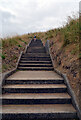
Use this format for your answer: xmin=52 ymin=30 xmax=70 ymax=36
xmin=30 ymin=42 xmax=43 ymax=43
xmin=27 ymin=50 xmax=46 ymax=52
xmin=21 ymin=57 xmax=50 ymax=59
xmin=29 ymin=43 xmax=43 ymax=45
xmin=27 ymin=47 xmax=45 ymax=49
xmin=21 ymin=56 xmax=51 ymax=60
xmin=18 ymin=65 xmax=53 ymax=67
xmin=27 ymin=49 xmax=45 ymax=51
xmin=2 ymin=113 xmax=77 ymax=119
xmin=27 ymin=49 xmax=46 ymax=52
xmin=5 ymin=80 xmax=64 ymax=84
xmin=29 ymin=42 xmax=43 ymax=44
xmin=27 ymin=48 xmax=46 ymax=51
xmin=31 ymin=41 xmax=42 ymax=43
xmin=29 ymin=45 xmax=43 ymax=47
xmin=30 ymin=41 xmax=42 ymax=43
xmin=22 ymin=55 xmax=50 ymax=57
xmin=27 ymin=51 xmax=46 ymax=53
xmin=19 ymin=61 xmax=52 ymax=64
xmin=26 ymin=51 xmax=46 ymax=54
xmin=30 ymin=43 xmax=43 ymax=44
xmin=2 ymin=99 xmax=71 ymax=105
xmin=3 ymin=88 xmax=67 ymax=93
xmin=21 ymin=58 xmax=51 ymax=61
xmin=27 ymin=48 xmax=45 ymax=49
xmin=29 ymin=46 xmax=44 ymax=47
xmin=18 ymin=68 xmax=54 ymax=71
xmin=23 ymin=53 xmax=49 ymax=55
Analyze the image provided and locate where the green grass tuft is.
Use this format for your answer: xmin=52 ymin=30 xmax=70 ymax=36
xmin=0 ymin=53 xmax=5 ymax=59
xmin=17 ymin=44 xmax=22 ymax=47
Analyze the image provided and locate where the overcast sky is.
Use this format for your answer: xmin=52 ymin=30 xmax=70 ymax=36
xmin=0 ymin=0 xmax=80 ymax=38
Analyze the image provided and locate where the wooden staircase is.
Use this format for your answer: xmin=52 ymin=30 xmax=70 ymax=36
xmin=1 ymin=39 xmax=79 ymax=120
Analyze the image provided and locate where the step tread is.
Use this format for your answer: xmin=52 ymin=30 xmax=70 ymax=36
xmin=1 ymin=93 xmax=71 ymax=99
xmin=3 ymin=84 xmax=66 ymax=89
xmin=20 ymin=61 xmax=52 ymax=63
xmin=22 ymin=56 xmax=50 ymax=58
xmin=6 ymin=78 xmax=63 ymax=80
xmin=19 ymin=64 xmax=52 ymax=65
xmin=7 ymin=71 xmax=63 ymax=80
xmin=18 ymin=67 xmax=53 ymax=69
xmin=20 ymin=59 xmax=51 ymax=61
xmin=21 ymin=58 xmax=51 ymax=60
xmin=24 ymin=53 xmax=49 ymax=55
xmin=28 ymin=47 xmax=44 ymax=48
xmin=23 ymin=53 xmax=49 ymax=55
xmin=2 ymin=104 xmax=76 ymax=113
xmin=21 ymin=57 xmax=50 ymax=58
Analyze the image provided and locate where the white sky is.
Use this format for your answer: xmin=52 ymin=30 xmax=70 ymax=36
xmin=0 ymin=0 xmax=80 ymax=38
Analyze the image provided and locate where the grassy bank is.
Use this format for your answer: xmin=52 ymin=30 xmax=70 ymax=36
xmin=2 ymin=34 xmax=31 ymax=72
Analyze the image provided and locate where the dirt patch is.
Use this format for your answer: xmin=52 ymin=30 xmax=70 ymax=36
xmin=2 ymin=35 xmax=30 ymax=72
xmin=49 ymin=37 xmax=80 ymax=109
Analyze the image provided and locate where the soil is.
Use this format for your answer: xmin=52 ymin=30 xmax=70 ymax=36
xmin=49 ymin=37 xmax=81 ymax=110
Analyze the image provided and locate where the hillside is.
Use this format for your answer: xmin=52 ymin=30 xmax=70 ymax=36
xmin=1 ymin=16 xmax=80 ymax=108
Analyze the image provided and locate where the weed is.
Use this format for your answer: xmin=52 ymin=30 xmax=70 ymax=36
xmin=18 ymin=37 xmax=22 ymax=41
xmin=62 ymin=38 xmax=70 ymax=47
xmin=17 ymin=44 xmax=22 ymax=47
xmin=0 ymin=54 xmax=5 ymax=59
xmin=79 ymin=53 xmax=81 ymax=59
xmin=2 ymin=63 xmax=7 ymax=70
xmin=2 ymin=38 xmax=18 ymax=47
xmin=28 ymin=36 xmax=33 ymax=39
xmin=24 ymin=41 xmax=27 ymax=44
xmin=48 ymin=34 xmax=53 ymax=38
xmin=71 ymin=49 xmax=77 ymax=55
xmin=12 ymin=55 xmax=17 ymax=60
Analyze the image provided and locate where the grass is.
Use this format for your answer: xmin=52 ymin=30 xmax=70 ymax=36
xmin=12 ymin=55 xmax=17 ymax=60
xmin=2 ymin=35 xmax=29 ymax=48
xmin=79 ymin=53 xmax=81 ymax=59
xmin=41 ymin=16 xmax=79 ymax=49
xmin=62 ymin=18 xmax=79 ymax=47
xmin=17 ymin=44 xmax=22 ymax=47
xmin=2 ymin=34 xmax=30 ymax=72
xmin=2 ymin=63 xmax=8 ymax=70
xmin=0 ymin=53 xmax=5 ymax=59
